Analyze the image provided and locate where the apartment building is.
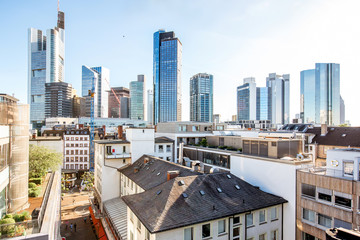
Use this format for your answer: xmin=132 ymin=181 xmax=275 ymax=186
xmin=297 ymin=148 xmax=360 ymax=240
xmin=63 ymin=129 xmax=90 ymax=170
xmin=154 ymin=136 xmax=174 ymax=161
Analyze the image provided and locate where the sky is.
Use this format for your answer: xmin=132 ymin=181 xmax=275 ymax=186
xmin=1 ymin=0 xmax=360 ymax=125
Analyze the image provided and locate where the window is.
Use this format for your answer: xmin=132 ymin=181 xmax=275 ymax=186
xmin=65 ymin=150 xmax=69 ymax=155
xmin=71 ymin=150 xmax=74 ymax=155
xmin=259 ymin=233 xmax=267 ymax=240
xmin=80 ymin=164 xmax=83 ymax=169
xmin=334 ymin=218 xmax=352 ymax=229
xmin=318 ymin=213 xmax=332 ymax=228
xmin=344 ymin=161 xmax=354 ymax=176
xmin=270 ymin=230 xmax=278 ymax=240
xmin=80 ymin=137 xmax=83 ymax=141
xmin=166 ymin=145 xmax=171 ymax=152
xmin=66 ymin=143 xmax=70 ymax=147
xmin=80 ymin=150 xmax=83 ymax=155
xmin=84 ymin=143 xmax=88 ymax=147
xmin=84 ymin=157 xmax=87 ymax=162
xmin=66 ymin=164 xmax=69 ymax=169
xmin=80 ymin=157 xmax=83 ymax=162
xmin=137 ymin=218 xmax=141 ymax=231
xmin=233 ymin=227 xmax=240 ymax=240
xmin=184 ymin=227 xmax=193 ymax=240
xmin=75 ymin=144 xmax=79 ymax=147
xmin=302 ymin=208 xmax=315 ymax=222
xmin=75 ymin=156 xmax=79 ymax=162
xmin=66 ymin=157 xmax=69 ymax=162
xmin=123 ymin=146 xmax=126 ymax=153
xmin=80 ymin=143 xmax=83 ymax=147
xmin=159 ymin=145 xmax=164 ymax=153
xmin=246 ymin=213 xmax=253 ymax=227
xmin=218 ymin=219 xmax=226 ymax=234
xmin=318 ymin=192 xmax=332 ymax=202
xmin=70 ymin=157 xmax=74 ymax=162
xmin=75 ymin=164 xmax=78 ymax=169
xmin=259 ymin=210 xmax=266 ymax=223
xmin=301 ymin=183 xmax=316 ymax=198
xmin=271 ymin=207 xmax=278 ymax=221
xmin=202 ymin=223 xmax=211 ymax=238
xmin=145 ymin=229 xmax=150 ymax=240
xmin=84 ymin=150 xmax=88 ymax=154
xmin=106 ymin=146 xmax=112 ymax=155
xmin=75 ymin=150 xmax=78 ymax=155
xmin=271 ymin=142 xmax=277 ymax=147
xmin=233 ymin=216 xmax=240 ymax=225
xmin=335 ymin=195 xmax=352 ymax=208
xmin=71 ymin=144 xmax=74 ymax=147
xmin=130 ymin=211 xmax=134 ymax=222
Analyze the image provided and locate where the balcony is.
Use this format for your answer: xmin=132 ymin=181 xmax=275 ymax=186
xmin=298 ymin=166 xmax=355 ymax=181
xmin=106 ymin=153 xmax=131 ymax=159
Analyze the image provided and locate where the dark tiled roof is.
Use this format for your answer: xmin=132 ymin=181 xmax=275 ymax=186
xmin=94 ymin=140 xmax=130 ymax=144
xmin=119 ymin=155 xmax=201 ymax=191
xmin=122 ymin=173 xmax=287 ymax=233
xmin=155 ymin=136 xmax=174 ymax=143
xmin=306 ymin=127 xmax=360 ymax=147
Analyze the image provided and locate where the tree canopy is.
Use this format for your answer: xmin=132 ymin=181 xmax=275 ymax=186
xmin=29 ymin=145 xmax=62 ymax=178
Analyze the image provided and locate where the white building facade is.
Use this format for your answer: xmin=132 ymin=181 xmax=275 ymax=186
xmin=63 ymin=129 xmax=90 ymax=170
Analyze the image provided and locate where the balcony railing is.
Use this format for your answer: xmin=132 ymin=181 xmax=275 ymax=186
xmin=298 ymin=166 xmax=355 ymax=181
xmin=106 ymin=153 xmax=131 ymax=159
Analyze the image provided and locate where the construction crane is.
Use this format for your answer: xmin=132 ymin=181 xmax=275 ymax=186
xmin=105 ymin=78 xmax=122 ymax=118
xmin=88 ymin=77 xmax=96 ymax=172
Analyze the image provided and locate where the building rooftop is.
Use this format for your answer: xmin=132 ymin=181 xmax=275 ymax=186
xmin=119 ymin=155 xmax=201 ymax=191
xmin=306 ymin=127 xmax=360 ymax=147
xmin=122 ymin=172 xmax=287 ymax=233
xmin=155 ymin=136 xmax=174 ymax=144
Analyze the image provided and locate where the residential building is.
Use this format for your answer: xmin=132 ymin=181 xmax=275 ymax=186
xmin=81 ymin=65 xmax=110 ymax=118
xmin=326 ymin=228 xmax=360 ymax=239
xmin=63 ymin=129 xmax=90 ymax=171
xmin=28 ymin=10 xmax=65 ymax=129
xmin=190 ymin=73 xmax=213 ymax=122
xmin=297 ymin=148 xmax=360 ymax=239
xmin=130 ymin=75 xmax=145 ymax=120
xmin=266 ymin=73 xmax=290 ymax=125
xmin=108 ymin=87 xmax=130 ymax=118
xmin=125 ymin=128 xmax=155 ymax=162
xmin=45 ymin=82 xmax=72 ymax=118
xmin=232 ymin=115 xmax=237 ymax=121
xmin=237 ymin=77 xmax=256 ymax=121
xmin=256 ymin=87 xmax=272 ymax=121
xmin=153 ymin=30 xmax=182 ymax=124
xmin=0 ymin=94 xmax=29 ymax=213
xmin=147 ymin=89 xmax=153 ymax=125
xmin=154 ymin=136 xmax=174 ymax=161
xmin=301 ymin=63 xmax=342 ymax=125
xmin=224 ymin=120 xmax=271 ymax=130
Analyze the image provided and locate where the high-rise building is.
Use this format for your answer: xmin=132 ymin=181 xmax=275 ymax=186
xmin=45 ymin=82 xmax=72 ymax=118
xmin=108 ymin=87 xmax=130 ymax=118
xmin=237 ymin=77 xmax=256 ymax=121
xmin=130 ymin=75 xmax=146 ymax=120
xmin=153 ymin=30 xmax=182 ymax=124
xmin=340 ymin=96 xmax=345 ymax=125
xmin=256 ymin=87 xmax=272 ymax=121
xmin=213 ymin=114 xmax=221 ymax=124
xmin=81 ymin=66 xmax=110 ymax=118
xmin=190 ymin=73 xmax=213 ymax=122
xmin=300 ymin=63 xmax=342 ymax=125
xmin=28 ymin=10 xmax=65 ymax=129
xmin=147 ymin=89 xmax=153 ymax=125
xmin=266 ymin=73 xmax=290 ymax=125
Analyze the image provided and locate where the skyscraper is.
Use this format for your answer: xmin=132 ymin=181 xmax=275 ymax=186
xmin=130 ymin=75 xmax=146 ymax=120
xmin=266 ymin=73 xmax=290 ymax=125
xmin=256 ymin=87 xmax=272 ymax=121
xmin=28 ymin=10 xmax=65 ymax=129
xmin=300 ymin=63 xmax=342 ymax=125
xmin=108 ymin=87 xmax=130 ymax=118
xmin=190 ymin=73 xmax=213 ymax=122
xmin=153 ymin=30 xmax=182 ymax=124
xmin=237 ymin=77 xmax=256 ymax=121
xmin=81 ymin=66 xmax=110 ymax=118
xmin=45 ymin=82 xmax=72 ymax=118
xmin=147 ymin=89 xmax=153 ymax=125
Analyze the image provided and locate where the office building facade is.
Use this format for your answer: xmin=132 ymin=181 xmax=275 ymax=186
xmin=301 ymin=63 xmax=342 ymax=125
xmin=256 ymin=87 xmax=272 ymax=121
xmin=237 ymin=77 xmax=256 ymax=121
xmin=108 ymin=87 xmax=130 ymax=118
xmin=45 ymin=82 xmax=72 ymax=118
xmin=147 ymin=89 xmax=153 ymax=125
xmin=28 ymin=11 xmax=65 ymax=129
xmin=130 ymin=75 xmax=145 ymax=120
xmin=153 ymin=30 xmax=182 ymax=124
xmin=266 ymin=73 xmax=290 ymax=125
xmin=81 ymin=66 xmax=110 ymax=118
xmin=190 ymin=73 xmax=213 ymax=122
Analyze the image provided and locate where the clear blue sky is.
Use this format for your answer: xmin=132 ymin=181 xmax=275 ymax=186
xmin=1 ymin=0 xmax=360 ymax=125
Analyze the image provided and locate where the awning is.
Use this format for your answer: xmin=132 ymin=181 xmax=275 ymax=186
xmin=103 ymin=198 xmax=128 ymax=240
xmin=89 ymin=206 xmax=108 ymax=240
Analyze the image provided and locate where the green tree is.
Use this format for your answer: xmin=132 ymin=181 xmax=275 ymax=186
xmin=29 ymin=145 xmax=62 ymax=178
xmin=199 ymin=138 xmax=208 ymax=147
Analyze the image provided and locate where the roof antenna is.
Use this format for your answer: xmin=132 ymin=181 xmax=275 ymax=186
xmin=57 ymin=0 xmax=60 ymax=12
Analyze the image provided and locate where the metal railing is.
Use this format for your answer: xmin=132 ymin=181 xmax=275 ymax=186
xmin=37 ymin=172 xmax=55 ymax=228
xmin=0 ymin=219 xmax=39 ymax=238
xmin=298 ymin=166 xmax=355 ymax=181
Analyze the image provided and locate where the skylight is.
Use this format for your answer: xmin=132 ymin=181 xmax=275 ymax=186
xmin=157 ymin=172 xmax=160 ymax=176
xmin=217 ymin=188 xmax=223 ymax=193
xmin=156 ymin=190 xmax=162 ymax=195
xmin=235 ymin=185 xmax=240 ymax=190
xmin=178 ymin=180 xmax=185 ymax=186
xmin=199 ymin=190 xmax=205 ymax=196
xmin=342 ymin=134 xmax=347 ymax=137
xmin=182 ymin=193 xmax=188 ymax=198
xmin=226 ymin=174 xmax=231 ymax=179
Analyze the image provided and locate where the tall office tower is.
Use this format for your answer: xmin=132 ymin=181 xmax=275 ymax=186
xmin=28 ymin=10 xmax=65 ymax=129
xmin=256 ymin=87 xmax=272 ymax=121
xmin=237 ymin=77 xmax=256 ymax=121
xmin=81 ymin=66 xmax=110 ymax=118
xmin=190 ymin=73 xmax=213 ymax=122
xmin=147 ymin=89 xmax=153 ymax=125
xmin=340 ymin=96 xmax=345 ymax=124
xmin=300 ymin=63 xmax=341 ymax=125
xmin=153 ymin=30 xmax=182 ymax=124
xmin=130 ymin=75 xmax=146 ymax=120
xmin=45 ymin=82 xmax=72 ymax=118
xmin=108 ymin=87 xmax=130 ymax=118
xmin=266 ymin=73 xmax=290 ymax=125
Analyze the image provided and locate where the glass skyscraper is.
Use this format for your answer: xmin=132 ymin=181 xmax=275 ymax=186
xmin=147 ymin=89 xmax=153 ymax=125
xmin=28 ymin=11 xmax=65 ymax=129
xmin=237 ymin=78 xmax=256 ymax=121
xmin=256 ymin=87 xmax=272 ymax=121
xmin=301 ymin=63 xmax=342 ymax=125
xmin=266 ymin=73 xmax=290 ymax=125
xmin=190 ymin=73 xmax=213 ymax=122
xmin=153 ymin=30 xmax=182 ymax=124
xmin=130 ymin=75 xmax=146 ymax=120
xmin=81 ymin=66 xmax=110 ymax=118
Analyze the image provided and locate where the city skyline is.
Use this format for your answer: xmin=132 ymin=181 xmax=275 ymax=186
xmin=2 ymin=1 xmax=360 ymax=124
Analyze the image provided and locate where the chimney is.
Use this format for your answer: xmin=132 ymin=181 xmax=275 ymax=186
xmin=178 ymin=142 xmax=184 ymax=165
xmin=144 ymin=157 xmax=150 ymax=164
xmin=118 ymin=126 xmax=123 ymax=140
xmin=167 ymin=170 xmax=180 ymax=181
xmin=103 ymin=125 xmax=106 ymax=135
xmin=134 ymin=167 xmax=140 ymax=173
xmin=321 ymin=124 xmax=328 ymax=136
xmin=79 ymin=124 xmax=84 ymax=129
xmin=32 ymin=133 xmax=37 ymax=139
